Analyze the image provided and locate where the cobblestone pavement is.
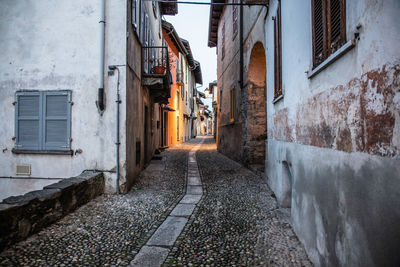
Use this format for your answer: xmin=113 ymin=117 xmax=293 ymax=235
xmin=0 ymin=142 xmax=194 ymax=267
xmin=0 ymin=138 xmax=312 ymax=266
xmin=165 ymin=137 xmax=312 ymax=266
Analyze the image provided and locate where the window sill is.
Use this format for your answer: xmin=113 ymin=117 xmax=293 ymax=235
xmin=273 ymin=94 xmax=284 ymax=104
xmin=12 ymin=149 xmax=73 ymax=155
xmin=308 ymin=39 xmax=356 ymax=79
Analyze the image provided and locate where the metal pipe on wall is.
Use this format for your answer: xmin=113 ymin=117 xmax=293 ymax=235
xmin=97 ymin=0 xmax=106 ymax=112
xmin=108 ymin=65 xmax=122 ymax=194
xmin=239 ymin=0 xmax=243 ymax=90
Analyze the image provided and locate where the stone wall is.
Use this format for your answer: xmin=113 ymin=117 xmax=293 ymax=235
xmin=0 ymin=171 xmax=104 ymax=252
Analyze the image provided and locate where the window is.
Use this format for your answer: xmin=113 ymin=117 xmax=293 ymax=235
xmin=140 ymin=0 xmax=145 ymax=43
xmin=150 ymin=37 xmax=155 ymax=72
xmin=219 ymin=87 xmax=223 ymax=111
xmin=221 ymin=23 xmax=226 ymax=60
xmin=177 ymin=116 xmax=180 ymax=141
xmin=143 ymin=13 xmax=149 ymax=73
xmin=230 ymin=88 xmax=235 ymax=122
xmin=132 ymin=0 xmax=137 ymax=27
xmin=152 ymin=0 xmax=157 ymax=17
xmin=136 ymin=141 xmax=141 ymax=165
xmin=232 ymin=0 xmax=238 ymax=38
xmin=274 ymin=0 xmax=282 ymax=99
xmin=312 ymin=0 xmax=346 ymax=68
xmin=14 ymin=91 xmax=71 ymax=153
xmin=177 ymin=91 xmax=180 ymax=110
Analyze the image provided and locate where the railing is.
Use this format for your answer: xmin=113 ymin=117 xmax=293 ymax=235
xmin=142 ymin=46 xmax=169 ymax=75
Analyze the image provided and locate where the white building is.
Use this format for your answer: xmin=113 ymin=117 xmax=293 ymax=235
xmin=0 ymin=0 xmax=178 ymax=200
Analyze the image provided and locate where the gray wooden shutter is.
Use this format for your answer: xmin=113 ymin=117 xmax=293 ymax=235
xmin=15 ymin=92 xmax=41 ymax=150
xmin=42 ymin=91 xmax=71 ymax=151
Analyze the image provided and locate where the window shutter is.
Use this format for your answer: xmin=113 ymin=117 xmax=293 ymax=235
xmin=15 ymin=92 xmax=41 ymax=150
xmin=140 ymin=0 xmax=145 ymax=43
xmin=132 ymin=0 xmax=137 ymax=26
xmin=312 ymin=0 xmax=325 ymax=67
xmin=328 ymin=0 xmax=346 ymax=54
xmin=43 ymin=91 xmax=71 ymax=151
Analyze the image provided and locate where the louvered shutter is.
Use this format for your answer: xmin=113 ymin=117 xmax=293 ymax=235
xmin=328 ymin=0 xmax=346 ymax=54
xmin=43 ymin=91 xmax=71 ymax=151
xmin=312 ymin=0 xmax=325 ymax=67
xmin=15 ymin=92 xmax=41 ymax=150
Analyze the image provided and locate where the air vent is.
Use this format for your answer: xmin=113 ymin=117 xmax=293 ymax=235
xmin=16 ymin=164 xmax=31 ymax=176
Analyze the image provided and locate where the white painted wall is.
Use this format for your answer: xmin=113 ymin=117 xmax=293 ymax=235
xmin=264 ymin=0 xmax=400 ymax=265
xmin=0 ymin=178 xmax=61 ymax=202
xmin=0 ymin=0 xmax=127 ymax=194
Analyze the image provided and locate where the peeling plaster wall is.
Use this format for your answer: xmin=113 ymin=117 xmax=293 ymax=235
xmin=265 ymin=0 xmax=400 ymax=266
xmin=0 ymin=0 xmax=127 ymax=194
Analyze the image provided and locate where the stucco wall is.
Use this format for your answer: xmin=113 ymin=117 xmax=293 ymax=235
xmin=0 ymin=178 xmax=61 ymax=202
xmin=216 ymin=1 xmax=267 ymax=164
xmin=0 ymin=0 xmax=126 ymax=193
xmin=265 ymin=0 xmax=400 ymax=266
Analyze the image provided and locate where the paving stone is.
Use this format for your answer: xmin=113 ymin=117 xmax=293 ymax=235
xmin=0 ymin=141 xmax=196 ymax=266
xmin=129 ymin=246 xmax=169 ymax=267
xmin=180 ymin=194 xmax=202 ymax=204
xmin=186 ymin=185 xmax=203 ymax=195
xmin=164 ymin=137 xmax=312 ymax=267
xmin=187 ymin=177 xmax=201 ymax=186
xmin=146 ymin=215 xmax=188 ymax=247
xmin=170 ymin=204 xmax=196 ymax=217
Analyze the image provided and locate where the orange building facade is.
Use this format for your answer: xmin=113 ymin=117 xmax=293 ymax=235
xmin=161 ymin=21 xmax=202 ymax=147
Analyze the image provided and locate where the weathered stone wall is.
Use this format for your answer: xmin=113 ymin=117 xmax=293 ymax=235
xmin=216 ymin=2 xmax=267 ymax=165
xmin=0 ymin=171 xmax=104 ymax=252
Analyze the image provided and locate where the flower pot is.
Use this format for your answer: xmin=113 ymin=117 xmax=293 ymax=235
xmin=153 ymin=66 xmax=166 ymax=74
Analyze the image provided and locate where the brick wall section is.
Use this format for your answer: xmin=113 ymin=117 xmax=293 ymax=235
xmin=0 ymin=171 xmax=104 ymax=252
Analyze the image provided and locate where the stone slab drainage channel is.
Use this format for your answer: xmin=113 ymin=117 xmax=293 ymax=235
xmin=130 ymin=141 xmax=204 ymax=267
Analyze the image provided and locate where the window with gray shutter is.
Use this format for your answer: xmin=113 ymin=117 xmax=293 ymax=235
xmin=15 ymin=92 xmax=41 ymax=150
xmin=14 ymin=91 xmax=71 ymax=153
xmin=43 ymin=91 xmax=71 ymax=151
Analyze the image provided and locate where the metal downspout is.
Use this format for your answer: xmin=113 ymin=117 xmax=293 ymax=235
xmin=97 ymin=0 xmax=106 ymax=112
xmin=108 ymin=65 xmax=123 ymax=194
xmin=240 ymin=0 xmax=244 ymax=91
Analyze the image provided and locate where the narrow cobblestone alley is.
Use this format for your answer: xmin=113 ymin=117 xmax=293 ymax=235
xmin=0 ymin=137 xmax=311 ymax=266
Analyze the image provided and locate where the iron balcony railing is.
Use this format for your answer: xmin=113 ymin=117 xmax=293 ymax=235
xmin=142 ymin=46 xmax=169 ymax=75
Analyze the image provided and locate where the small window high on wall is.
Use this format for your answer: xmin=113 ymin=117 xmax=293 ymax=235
xmin=312 ymin=0 xmax=346 ymax=68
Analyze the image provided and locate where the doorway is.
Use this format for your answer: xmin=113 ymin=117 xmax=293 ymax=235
xmin=163 ymin=111 xmax=168 ymax=146
xmin=245 ymin=42 xmax=267 ymax=172
xmin=144 ymin=106 xmax=149 ymax=163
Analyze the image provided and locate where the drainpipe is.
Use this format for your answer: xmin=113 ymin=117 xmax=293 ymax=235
xmin=109 ymin=65 xmax=122 ymax=194
xmin=239 ymin=0 xmax=244 ymax=90
xmin=97 ymin=0 xmax=106 ymax=113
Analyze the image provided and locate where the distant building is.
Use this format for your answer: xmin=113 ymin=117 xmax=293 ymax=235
xmin=209 ymin=0 xmax=400 ymax=266
xmin=0 ymin=0 xmax=178 ymax=198
xmin=161 ymin=21 xmax=202 ymax=147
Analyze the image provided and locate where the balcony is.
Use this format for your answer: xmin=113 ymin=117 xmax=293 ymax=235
xmin=142 ymin=46 xmax=171 ymax=104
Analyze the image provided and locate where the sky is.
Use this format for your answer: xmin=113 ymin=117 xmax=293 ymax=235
xmin=163 ymin=0 xmax=216 ymax=108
